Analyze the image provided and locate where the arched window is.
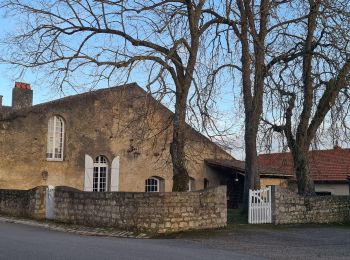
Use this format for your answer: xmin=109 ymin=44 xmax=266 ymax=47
xmin=93 ymin=156 xmax=108 ymax=192
xmin=47 ymin=116 xmax=65 ymax=160
xmin=145 ymin=176 xmax=165 ymax=192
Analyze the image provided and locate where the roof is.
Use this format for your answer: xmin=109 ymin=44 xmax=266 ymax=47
xmin=205 ymin=159 xmax=293 ymax=178
xmin=2 ymin=83 xmax=138 ymax=118
xmin=258 ymin=148 xmax=350 ymax=183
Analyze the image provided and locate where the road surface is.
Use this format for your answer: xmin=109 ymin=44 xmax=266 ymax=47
xmin=0 ymin=221 xmax=256 ymax=260
xmin=1 ymin=220 xmax=350 ymax=259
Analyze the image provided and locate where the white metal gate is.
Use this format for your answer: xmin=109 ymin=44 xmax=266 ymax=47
xmin=45 ymin=185 xmax=55 ymax=220
xmin=248 ymin=186 xmax=272 ymax=224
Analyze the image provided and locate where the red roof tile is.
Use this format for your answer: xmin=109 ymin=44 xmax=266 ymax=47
xmin=258 ymin=148 xmax=350 ymax=182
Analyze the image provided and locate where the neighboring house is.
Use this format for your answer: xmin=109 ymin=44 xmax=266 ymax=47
xmin=203 ymin=145 xmax=350 ymax=205
xmin=0 ymin=82 xmax=232 ymax=192
xmin=258 ymin=147 xmax=350 ymax=196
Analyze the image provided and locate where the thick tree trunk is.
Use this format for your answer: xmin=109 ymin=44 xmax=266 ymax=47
xmin=171 ymin=92 xmax=189 ymax=192
xmin=242 ymin=115 xmax=261 ymax=213
xmin=237 ymin=0 xmax=265 ymax=214
xmin=292 ymin=147 xmax=315 ymax=196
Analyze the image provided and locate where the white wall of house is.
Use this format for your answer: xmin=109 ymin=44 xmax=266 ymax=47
xmin=315 ymin=183 xmax=349 ymax=196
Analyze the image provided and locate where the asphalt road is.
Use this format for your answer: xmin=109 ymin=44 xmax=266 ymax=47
xmin=1 ymin=220 xmax=350 ymax=260
xmin=0 ymin=221 xmax=257 ymax=260
xmin=188 ymin=225 xmax=350 ymax=260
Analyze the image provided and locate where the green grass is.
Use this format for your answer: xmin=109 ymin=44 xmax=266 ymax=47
xmin=227 ymin=208 xmax=248 ymax=225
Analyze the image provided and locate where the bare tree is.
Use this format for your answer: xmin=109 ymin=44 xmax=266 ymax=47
xmin=0 ymin=0 xmax=232 ymax=191
xmin=205 ymin=0 xmax=309 ymax=211
xmin=263 ymin=0 xmax=350 ymax=195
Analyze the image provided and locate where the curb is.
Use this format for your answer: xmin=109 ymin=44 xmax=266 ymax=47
xmin=0 ymin=216 xmax=150 ymax=239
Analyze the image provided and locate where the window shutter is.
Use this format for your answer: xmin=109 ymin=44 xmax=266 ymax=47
xmin=84 ymin=154 xmax=94 ymax=191
xmin=111 ymin=156 xmax=120 ymax=192
xmin=160 ymin=179 xmax=165 ymax=192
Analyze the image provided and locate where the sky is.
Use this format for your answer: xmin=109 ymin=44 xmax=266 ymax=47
xmin=0 ymin=10 xmax=246 ymax=158
xmin=0 ymin=10 xmax=88 ymax=105
xmin=0 ymin=14 xmax=51 ymax=105
xmin=3 ymin=2 xmax=340 ymax=159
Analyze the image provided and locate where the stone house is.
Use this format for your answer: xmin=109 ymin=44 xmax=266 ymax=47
xmin=0 ymin=82 xmax=233 ymax=193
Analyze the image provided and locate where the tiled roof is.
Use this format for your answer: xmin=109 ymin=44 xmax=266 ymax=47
xmin=205 ymin=159 xmax=293 ymax=177
xmin=258 ymin=148 xmax=350 ymax=183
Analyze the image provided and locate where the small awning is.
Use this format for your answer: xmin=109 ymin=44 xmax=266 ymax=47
xmin=205 ymin=159 xmax=294 ymax=179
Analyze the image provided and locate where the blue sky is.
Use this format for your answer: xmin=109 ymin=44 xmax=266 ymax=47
xmin=0 ymin=14 xmax=53 ymax=106
xmin=0 ymin=11 xmax=244 ymax=158
xmin=0 ymin=6 xmax=256 ymax=160
xmin=0 ymin=11 xmax=237 ymax=118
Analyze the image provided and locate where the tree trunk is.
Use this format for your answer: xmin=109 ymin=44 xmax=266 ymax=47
xmin=242 ymin=114 xmax=261 ymax=213
xmin=292 ymin=147 xmax=315 ymax=196
xmin=171 ymin=91 xmax=189 ymax=192
xmin=237 ymin=0 xmax=265 ymax=214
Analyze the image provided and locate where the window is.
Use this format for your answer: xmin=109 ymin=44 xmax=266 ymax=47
xmin=145 ymin=176 xmax=164 ymax=192
xmin=93 ymin=156 xmax=108 ymax=192
xmin=47 ymin=116 xmax=65 ymax=160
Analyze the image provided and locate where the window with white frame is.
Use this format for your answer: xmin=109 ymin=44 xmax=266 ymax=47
xmin=145 ymin=176 xmax=164 ymax=192
xmin=93 ymin=156 xmax=108 ymax=192
xmin=47 ymin=116 xmax=65 ymax=160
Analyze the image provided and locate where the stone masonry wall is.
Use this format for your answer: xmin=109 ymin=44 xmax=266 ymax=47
xmin=272 ymin=186 xmax=350 ymax=224
xmin=0 ymin=186 xmax=46 ymax=219
xmin=54 ymin=186 xmax=227 ymax=233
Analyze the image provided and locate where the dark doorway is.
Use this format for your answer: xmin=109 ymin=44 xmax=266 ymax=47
xmin=225 ymin=172 xmax=244 ymax=208
xmin=206 ymin=162 xmax=245 ymax=209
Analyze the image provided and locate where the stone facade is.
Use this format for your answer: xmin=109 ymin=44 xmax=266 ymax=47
xmin=272 ymin=186 xmax=350 ymax=224
xmin=0 ymin=83 xmax=232 ymax=192
xmin=0 ymin=186 xmax=46 ymax=219
xmin=54 ymin=186 xmax=227 ymax=233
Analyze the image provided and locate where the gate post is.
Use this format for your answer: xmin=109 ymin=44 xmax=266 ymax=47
xmin=268 ymin=186 xmax=272 ymax=223
xmin=45 ymin=185 xmax=55 ymax=220
xmin=248 ymin=189 xmax=252 ymax=224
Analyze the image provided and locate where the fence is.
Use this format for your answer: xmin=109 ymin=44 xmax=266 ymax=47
xmin=248 ymin=186 xmax=272 ymax=224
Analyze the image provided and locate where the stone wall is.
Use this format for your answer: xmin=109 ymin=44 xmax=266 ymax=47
xmin=272 ymin=186 xmax=350 ymax=224
xmin=0 ymin=186 xmax=46 ymax=219
xmin=54 ymin=186 xmax=227 ymax=233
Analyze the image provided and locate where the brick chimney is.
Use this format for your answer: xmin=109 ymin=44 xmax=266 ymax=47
xmin=12 ymin=82 xmax=33 ymax=109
